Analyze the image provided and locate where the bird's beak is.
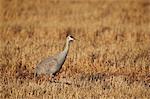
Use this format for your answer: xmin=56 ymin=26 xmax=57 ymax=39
xmin=73 ymin=37 xmax=77 ymax=41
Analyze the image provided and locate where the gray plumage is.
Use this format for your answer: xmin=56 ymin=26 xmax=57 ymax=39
xmin=34 ymin=35 xmax=74 ymax=78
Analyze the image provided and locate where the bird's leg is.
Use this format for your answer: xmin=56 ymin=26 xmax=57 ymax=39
xmin=50 ymin=74 xmax=55 ymax=82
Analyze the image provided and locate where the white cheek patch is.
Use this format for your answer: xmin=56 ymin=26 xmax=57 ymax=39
xmin=69 ymin=36 xmax=74 ymax=41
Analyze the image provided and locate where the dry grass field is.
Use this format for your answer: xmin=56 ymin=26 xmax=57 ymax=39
xmin=0 ymin=0 xmax=150 ymax=98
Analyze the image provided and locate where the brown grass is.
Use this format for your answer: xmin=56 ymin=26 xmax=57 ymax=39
xmin=0 ymin=0 xmax=150 ymax=98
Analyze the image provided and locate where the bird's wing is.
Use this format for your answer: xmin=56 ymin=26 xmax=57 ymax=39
xmin=46 ymin=57 xmax=58 ymax=72
xmin=37 ymin=56 xmax=56 ymax=67
xmin=47 ymin=58 xmax=57 ymax=67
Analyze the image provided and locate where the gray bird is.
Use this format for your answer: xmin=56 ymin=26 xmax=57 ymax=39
xmin=34 ymin=35 xmax=75 ymax=80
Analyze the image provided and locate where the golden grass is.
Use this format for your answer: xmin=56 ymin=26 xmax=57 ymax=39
xmin=0 ymin=0 xmax=150 ymax=98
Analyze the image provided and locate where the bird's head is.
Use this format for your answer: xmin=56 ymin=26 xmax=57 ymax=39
xmin=67 ymin=35 xmax=75 ymax=42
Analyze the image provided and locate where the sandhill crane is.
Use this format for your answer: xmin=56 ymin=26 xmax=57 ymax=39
xmin=34 ymin=35 xmax=75 ymax=80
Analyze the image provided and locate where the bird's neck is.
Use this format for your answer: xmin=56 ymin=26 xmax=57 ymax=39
xmin=63 ymin=39 xmax=70 ymax=53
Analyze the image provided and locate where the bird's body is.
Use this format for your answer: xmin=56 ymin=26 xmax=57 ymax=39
xmin=34 ymin=35 xmax=74 ymax=78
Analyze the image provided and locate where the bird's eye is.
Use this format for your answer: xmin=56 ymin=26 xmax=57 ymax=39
xmin=70 ymin=36 xmax=74 ymax=39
